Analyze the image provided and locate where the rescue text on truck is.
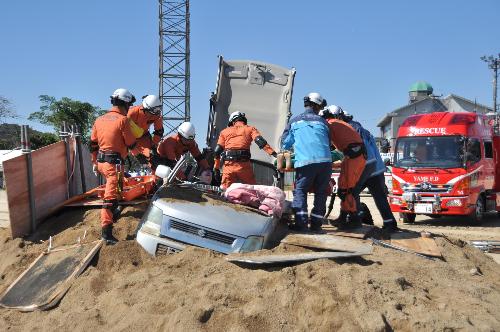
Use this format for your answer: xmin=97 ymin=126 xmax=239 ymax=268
xmin=389 ymin=112 xmax=500 ymax=223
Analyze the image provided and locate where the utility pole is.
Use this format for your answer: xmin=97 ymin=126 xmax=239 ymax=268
xmin=481 ymin=54 xmax=500 ymax=114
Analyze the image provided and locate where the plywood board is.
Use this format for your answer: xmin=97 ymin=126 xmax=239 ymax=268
xmin=3 ymin=154 xmax=30 ymax=237
xmin=226 ymin=249 xmax=372 ymax=266
xmin=281 ymin=233 xmax=371 ymax=253
xmin=322 ymin=224 xmax=376 ymax=239
xmin=0 ymin=240 xmax=102 ymax=311
xmin=3 ymin=140 xmax=99 ymax=238
xmin=390 ymin=232 xmax=442 ymax=258
xmin=68 ymin=141 xmax=99 ymax=196
xmin=31 ymin=142 xmax=68 ymax=221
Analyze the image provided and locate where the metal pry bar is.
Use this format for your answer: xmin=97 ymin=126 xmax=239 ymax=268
xmin=370 ymin=238 xmax=434 ymax=260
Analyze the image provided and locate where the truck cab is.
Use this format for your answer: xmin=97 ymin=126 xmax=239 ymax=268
xmin=389 ymin=112 xmax=500 ymax=223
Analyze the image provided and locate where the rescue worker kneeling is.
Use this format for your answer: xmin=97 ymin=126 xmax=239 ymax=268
xmin=214 ymin=111 xmax=277 ymax=189
xmin=322 ymin=109 xmax=367 ymax=229
xmin=90 ymin=88 xmax=137 ymax=244
xmin=127 ymin=94 xmax=164 ymax=170
xmin=156 ymin=122 xmax=210 ymax=178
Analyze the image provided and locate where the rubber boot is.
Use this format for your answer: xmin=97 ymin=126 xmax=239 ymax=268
xmin=337 ymin=212 xmax=362 ymax=230
xmin=101 ymin=224 xmax=118 ymax=245
xmin=382 ymin=221 xmax=399 ymax=233
xmin=359 ymin=202 xmax=374 ymax=225
xmin=309 ymin=216 xmax=324 ymax=233
xmin=329 ymin=210 xmax=347 ymax=227
xmin=112 ymin=205 xmax=124 ymax=222
xmin=290 ymin=212 xmax=309 ymax=232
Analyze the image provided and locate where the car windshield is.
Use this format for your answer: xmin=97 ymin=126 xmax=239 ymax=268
xmin=394 ymin=136 xmax=464 ymax=168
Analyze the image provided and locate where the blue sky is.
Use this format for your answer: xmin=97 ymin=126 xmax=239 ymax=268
xmin=0 ymin=0 xmax=498 ymax=144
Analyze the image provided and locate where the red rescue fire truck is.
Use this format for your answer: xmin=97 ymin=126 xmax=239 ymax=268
xmin=389 ymin=111 xmax=500 ymax=223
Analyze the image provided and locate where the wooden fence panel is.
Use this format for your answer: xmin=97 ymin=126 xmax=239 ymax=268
xmin=3 ymin=155 xmax=30 ymax=238
xmin=31 ymin=142 xmax=68 ymax=221
xmin=3 ymin=139 xmax=100 ymax=238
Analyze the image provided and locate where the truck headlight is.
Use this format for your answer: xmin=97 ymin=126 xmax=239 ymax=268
xmin=446 ymin=199 xmax=463 ymax=207
xmin=140 ymin=204 xmax=163 ymax=236
xmin=240 ymin=236 xmax=264 ymax=253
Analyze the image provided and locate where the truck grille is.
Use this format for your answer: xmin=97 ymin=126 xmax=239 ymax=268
xmin=404 ymin=183 xmax=451 ymax=193
xmin=170 ymin=220 xmax=236 ymax=245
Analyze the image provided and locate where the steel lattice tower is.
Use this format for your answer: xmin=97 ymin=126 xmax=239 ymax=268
xmin=159 ymin=0 xmax=190 ymax=135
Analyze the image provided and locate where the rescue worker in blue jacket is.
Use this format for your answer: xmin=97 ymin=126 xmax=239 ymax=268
xmin=281 ymin=92 xmax=332 ymax=232
xmin=324 ymin=105 xmax=398 ymax=232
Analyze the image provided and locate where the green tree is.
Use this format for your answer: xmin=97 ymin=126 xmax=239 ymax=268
xmin=30 ymin=132 xmax=59 ymax=150
xmin=0 ymin=96 xmax=17 ymax=123
xmin=28 ymin=95 xmax=104 ymax=143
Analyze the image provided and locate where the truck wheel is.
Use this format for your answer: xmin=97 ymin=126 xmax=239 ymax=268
xmin=470 ymin=196 xmax=485 ymax=223
xmin=400 ymin=213 xmax=416 ymax=223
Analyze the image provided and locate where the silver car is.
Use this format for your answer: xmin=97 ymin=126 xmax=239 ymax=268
xmin=136 ymin=183 xmax=288 ymax=255
xmin=137 ymin=58 xmax=295 ymax=255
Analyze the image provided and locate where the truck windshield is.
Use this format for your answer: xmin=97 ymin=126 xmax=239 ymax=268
xmin=394 ymin=136 xmax=464 ymax=168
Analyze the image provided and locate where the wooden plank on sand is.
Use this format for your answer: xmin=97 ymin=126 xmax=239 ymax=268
xmin=390 ymin=232 xmax=442 ymax=258
xmin=281 ymin=233 xmax=371 ymax=253
xmin=0 ymin=240 xmax=103 ymax=311
xmin=322 ymin=224 xmax=375 ymax=239
xmin=226 ymin=249 xmax=372 ymax=266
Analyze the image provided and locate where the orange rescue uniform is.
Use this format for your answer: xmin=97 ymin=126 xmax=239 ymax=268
xmin=90 ymin=107 xmax=136 ymax=227
xmin=157 ymin=134 xmax=209 ymax=170
xmin=327 ymin=118 xmax=366 ymax=213
xmin=127 ymin=105 xmax=163 ymax=163
xmin=215 ymin=121 xmax=275 ymax=189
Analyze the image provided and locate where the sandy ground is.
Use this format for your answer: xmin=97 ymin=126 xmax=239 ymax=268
xmin=0 ymin=195 xmax=499 ymax=331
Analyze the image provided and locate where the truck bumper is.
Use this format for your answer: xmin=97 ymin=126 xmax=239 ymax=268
xmin=389 ymin=195 xmax=473 ymax=215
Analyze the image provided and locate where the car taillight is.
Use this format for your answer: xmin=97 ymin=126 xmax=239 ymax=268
xmin=453 ymin=177 xmax=470 ymax=195
xmin=392 ymin=179 xmax=403 ymax=194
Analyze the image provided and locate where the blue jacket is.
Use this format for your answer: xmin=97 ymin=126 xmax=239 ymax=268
xmin=281 ymin=108 xmax=332 ymax=168
xmin=348 ymin=120 xmax=385 ymax=176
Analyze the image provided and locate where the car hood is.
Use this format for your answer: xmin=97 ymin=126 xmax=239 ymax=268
xmin=153 ymin=186 xmax=272 ymax=238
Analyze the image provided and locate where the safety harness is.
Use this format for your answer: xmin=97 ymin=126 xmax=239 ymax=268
xmin=97 ymin=151 xmax=123 ymax=164
xmin=222 ymin=149 xmax=251 ymax=162
xmin=343 ymin=142 xmax=367 ymax=159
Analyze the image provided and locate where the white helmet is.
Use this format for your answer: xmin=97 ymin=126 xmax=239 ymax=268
xmin=111 ymin=88 xmax=135 ymax=105
xmin=142 ymin=95 xmax=162 ymax=115
xmin=304 ymin=92 xmax=326 ymax=107
xmin=323 ymin=104 xmax=344 ymax=116
xmin=228 ymin=111 xmax=247 ymax=126
xmin=178 ymin=122 xmax=196 ymax=140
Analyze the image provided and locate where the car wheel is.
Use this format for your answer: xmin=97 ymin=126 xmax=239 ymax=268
xmin=400 ymin=212 xmax=416 ymax=223
xmin=470 ymin=195 xmax=485 ymax=223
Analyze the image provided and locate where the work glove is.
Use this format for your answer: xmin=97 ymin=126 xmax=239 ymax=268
xmin=92 ymin=164 xmax=98 ymax=176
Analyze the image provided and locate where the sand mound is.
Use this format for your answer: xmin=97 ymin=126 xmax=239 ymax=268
xmin=1 ymin=205 xmax=500 ymax=331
